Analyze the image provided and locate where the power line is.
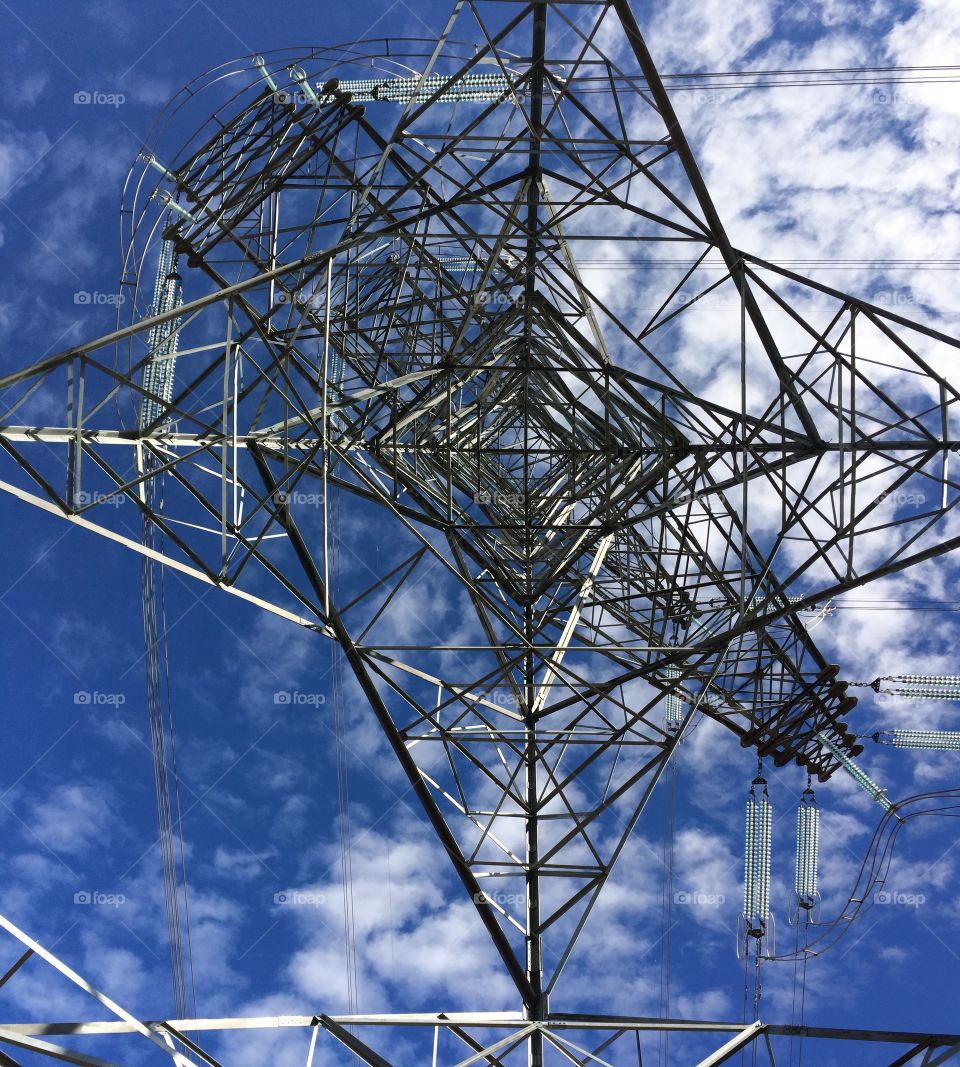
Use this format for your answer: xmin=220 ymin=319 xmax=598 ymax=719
xmin=567 ymin=63 xmax=960 ymax=92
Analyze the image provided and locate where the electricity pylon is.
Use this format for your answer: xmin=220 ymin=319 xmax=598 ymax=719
xmin=1 ymin=2 xmax=959 ymax=1063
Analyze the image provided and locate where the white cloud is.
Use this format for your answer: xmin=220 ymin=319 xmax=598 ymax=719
xmin=26 ymin=781 xmax=120 ymax=856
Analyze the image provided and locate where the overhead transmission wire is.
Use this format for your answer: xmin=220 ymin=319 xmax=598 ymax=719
xmin=788 ymin=781 xmax=819 ymax=1067
xmin=359 ymin=61 xmax=960 ymax=97
xmin=794 ymin=928 xmax=811 ymax=1067
xmin=332 ymin=184 xmax=360 ymax=1050
xmin=708 ymin=597 xmax=960 ymax=611
xmin=142 ymin=496 xmax=197 ymax=1023
xmin=764 ymin=789 xmax=960 ymax=964
xmin=788 ymin=914 xmax=803 ymax=1067
xmin=566 ymin=62 xmax=960 ymax=92
xmin=661 ymin=732 xmax=677 ymax=1057
xmin=726 ymin=677 xmax=960 ymax=1029
xmin=580 ymin=65 xmax=960 ymax=277
xmin=332 ymin=526 xmax=360 ymax=1032
xmin=138 ymin=235 xmax=197 ymax=1025
xmin=548 ymin=258 xmax=960 ymax=272
xmin=829 ymin=598 xmax=960 ymax=611
xmin=658 ymin=638 xmax=681 ymax=1067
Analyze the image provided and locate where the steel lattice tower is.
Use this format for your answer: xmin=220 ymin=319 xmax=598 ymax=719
xmin=0 ymin=2 xmax=959 ymax=1063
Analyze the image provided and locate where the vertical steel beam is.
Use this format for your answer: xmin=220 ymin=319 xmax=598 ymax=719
xmin=523 ymin=4 xmax=549 ymax=1063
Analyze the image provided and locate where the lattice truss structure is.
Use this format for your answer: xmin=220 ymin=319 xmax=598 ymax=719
xmin=1 ymin=1 xmax=959 ymax=1064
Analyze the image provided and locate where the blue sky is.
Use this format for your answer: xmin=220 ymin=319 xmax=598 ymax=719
xmin=1 ymin=1 xmax=960 ymax=1065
